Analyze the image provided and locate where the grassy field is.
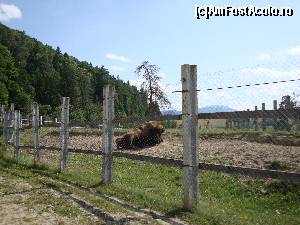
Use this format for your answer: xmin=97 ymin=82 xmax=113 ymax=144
xmin=1 ymin=143 xmax=299 ymax=225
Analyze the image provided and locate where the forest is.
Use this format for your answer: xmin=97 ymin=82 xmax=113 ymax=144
xmin=0 ymin=23 xmax=149 ymax=124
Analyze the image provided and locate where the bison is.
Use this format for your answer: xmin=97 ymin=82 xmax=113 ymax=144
xmin=115 ymin=127 xmax=142 ymax=149
xmin=116 ymin=121 xmax=164 ymax=149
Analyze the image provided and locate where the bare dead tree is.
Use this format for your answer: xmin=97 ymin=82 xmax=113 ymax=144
xmin=135 ymin=61 xmax=171 ymax=116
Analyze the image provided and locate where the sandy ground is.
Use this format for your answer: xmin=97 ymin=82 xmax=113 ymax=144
xmin=40 ymin=132 xmax=300 ymax=172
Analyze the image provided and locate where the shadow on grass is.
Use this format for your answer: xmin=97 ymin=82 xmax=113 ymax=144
xmin=0 ymin=156 xmax=189 ymax=225
xmin=88 ymin=181 xmax=105 ymax=188
xmin=1 ymin=187 xmax=45 ymax=197
xmin=165 ymin=207 xmax=191 ymax=217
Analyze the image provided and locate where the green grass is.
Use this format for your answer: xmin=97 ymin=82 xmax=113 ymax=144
xmin=0 ymin=149 xmax=299 ymax=225
xmin=1 ymin=127 xmax=300 ymax=225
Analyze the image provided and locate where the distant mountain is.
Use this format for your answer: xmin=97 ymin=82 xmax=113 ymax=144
xmin=162 ymin=105 xmax=236 ymax=115
xmin=198 ymin=105 xmax=236 ymax=113
xmin=162 ymin=109 xmax=181 ymax=115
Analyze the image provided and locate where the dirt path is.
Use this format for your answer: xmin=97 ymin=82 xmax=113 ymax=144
xmin=0 ymin=174 xmax=101 ymax=225
xmin=41 ymin=132 xmax=300 ymax=172
xmin=0 ymin=166 xmax=188 ymax=225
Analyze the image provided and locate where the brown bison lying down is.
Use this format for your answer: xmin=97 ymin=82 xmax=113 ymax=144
xmin=116 ymin=121 xmax=164 ymax=149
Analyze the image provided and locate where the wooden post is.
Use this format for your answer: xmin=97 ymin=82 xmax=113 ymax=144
xmin=32 ymin=103 xmax=41 ymax=165
xmin=262 ymin=103 xmax=266 ymax=131
xmin=2 ymin=112 xmax=9 ymax=156
xmin=181 ymin=64 xmax=199 ymax=210
xmin=59 ymin=97 xmax=70 ymax=171
xmin=13 ymin=110 xmax=20 ymax=160
xmin=102 ymin=85 xmax=115 ymax=184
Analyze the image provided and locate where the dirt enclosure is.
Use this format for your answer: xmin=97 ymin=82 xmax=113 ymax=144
xmin=41 ymin=131 xmax=300 ymax=173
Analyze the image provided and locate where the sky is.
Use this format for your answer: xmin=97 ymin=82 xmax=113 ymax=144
xmin=1 ymin=0 xmax=300 ymax=110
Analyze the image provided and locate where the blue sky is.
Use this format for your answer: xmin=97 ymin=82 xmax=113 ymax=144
xmin=1 ymin=0 xmax=300 ymax=110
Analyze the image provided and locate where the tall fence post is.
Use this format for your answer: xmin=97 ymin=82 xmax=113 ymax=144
xmin=59 ymin=97 xmax=70 ymax=172
xmin=20 ymin=114 xmax=23 ymax=128
xmin=102 ymin=85 xmax=115 ymax=184
xmin=0 ymin=105 xmax=4 ymax=125
xmin=32 ymin=103 xmax=41 ymax=165
xmin=262 ymin=103 xmax=266 ymax=131
xmin=273 ymin=100 xmax=278 ymax=110
xmin=254 ymin=106 xmax=258 ymax=131
xmin=8 ymin=103 xmax=14 ymax=142
xmin=2 ymin=112 xmax=9 ymax=156
xmin=246 ymin=109 xmax=250 ymax=129
xmin=13 ymin=110 xmax=20 ymax=160
xmin=181 ymin=64 xmax=199 ymax=210
xmin=273 ymin=100 xmax=278 ymax=131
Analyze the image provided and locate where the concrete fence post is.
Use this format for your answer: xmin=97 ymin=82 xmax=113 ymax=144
xmin=32 ymin=103 xmax=41 ymax=165
xmin=8 ymin=103 xmax=14 ymax=142
xmin=2 ymin=112 xmax=9 ymax=156
xmin=0 ymin=105 xmax=4 ymax=125
xmin=246 ymin=109 xmax=250 ymax=129
xmin=20 ymin=114 xmax=23 ymax=128
xmin=273 ymin=100 xmax=278 ymax=110
xmin=181 ymin=64 xmax=199 ymax=210
xmin=27 ymin=114 xmax=30 ymax=127
xmin=13 ymin=110 xmax=20 ymax=160
xmin=262 ymin=103 xmax=266 ymax=131
xmin=102 ymin=85 xmax=115 ymax=184
xmin=40 ymin=116 xmax=43 ymax=127
xmin=254 ymin=106 xmax=258 ymax=131
xmin=59 ymin=97 xmax=70 ymax=172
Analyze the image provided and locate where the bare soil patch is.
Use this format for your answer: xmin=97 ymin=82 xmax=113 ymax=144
xmin=40 ymin=132 xmax=300 ymax=172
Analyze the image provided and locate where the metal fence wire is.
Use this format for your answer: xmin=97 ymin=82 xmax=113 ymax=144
xmin=1 ymin=63 xmax=300 ymax=212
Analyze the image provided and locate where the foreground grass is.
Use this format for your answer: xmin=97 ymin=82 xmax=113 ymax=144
xmin=1 ymin=148 xmax=299 ymax=225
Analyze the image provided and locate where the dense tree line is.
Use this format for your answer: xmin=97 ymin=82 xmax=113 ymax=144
xmin=0 ymin=24 xmax=148 ymax=124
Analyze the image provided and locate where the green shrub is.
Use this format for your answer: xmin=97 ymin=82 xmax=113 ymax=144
xmin=266 ymin=161 xmax=289 ymax=171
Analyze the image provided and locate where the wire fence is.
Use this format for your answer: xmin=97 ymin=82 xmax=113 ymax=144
xmin=1 ymin=63 xmax=300 ymax=212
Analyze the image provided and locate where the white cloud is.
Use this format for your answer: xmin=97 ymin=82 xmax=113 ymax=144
xmin=0 ymin=3 xmax=22 ymax=22
xmin=258 ymin=53 xmax=271 ymax=61
xmin=128 ymin=78 xmax=143 ymax=87
xmin=109 ymin=66 xmax=126 ymax=73
xmin=105 ymin=53 xmax=129 ymax=62
xmin=159 ymin=72 xmax=166 ymax=78
xmin=287 ymin=46 xmax=300 ymax=55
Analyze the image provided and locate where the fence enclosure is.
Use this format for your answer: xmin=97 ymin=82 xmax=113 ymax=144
xmin=1 ymin=64 xmax=300 ymax=212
